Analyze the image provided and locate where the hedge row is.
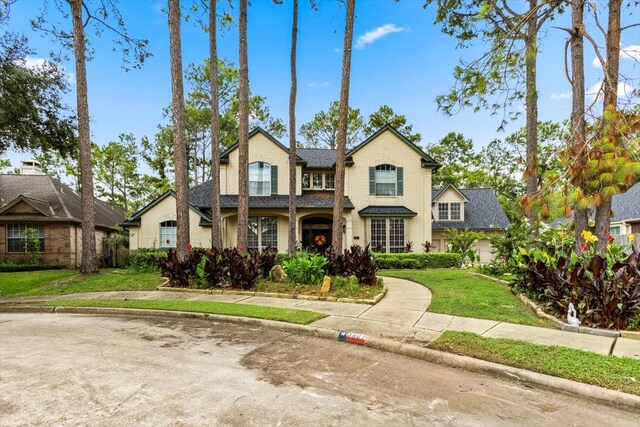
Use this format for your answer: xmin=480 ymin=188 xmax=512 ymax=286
xmin=373 ymin=252 xmax=461 ymax=269
xmin=0 ymin=263 xmax=68 ymax=272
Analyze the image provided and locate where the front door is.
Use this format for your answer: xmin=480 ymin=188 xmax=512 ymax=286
xmin=301 ymin=217 xmax=332 ymax=252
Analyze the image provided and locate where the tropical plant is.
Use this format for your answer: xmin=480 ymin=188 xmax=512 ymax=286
xmin=422 ymin=240 xmax=432 ymax=253
xmin=283 ymin=254 xmax=328 ymax=285
xmin=343 ymin=244 xmax=378 ymax=285
xmin=257 ymin=246 xmax=277 ymax=279
xmin=226 ymin=247 xmax=260 ymax=289
xmin=157 ymin=249 xmax=202 ymax=287
xmin=196 ymin=247 xmax=229 ymax=288
xmin=444 ymin=228 xmax=482 ymax=265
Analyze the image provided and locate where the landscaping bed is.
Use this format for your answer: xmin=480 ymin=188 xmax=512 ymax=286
xmin=429 ymin=331 xmax=640 ymax=395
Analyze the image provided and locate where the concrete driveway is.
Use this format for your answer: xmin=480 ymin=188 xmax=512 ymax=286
xmin=1 ymin=313 xmax=638 ymax=426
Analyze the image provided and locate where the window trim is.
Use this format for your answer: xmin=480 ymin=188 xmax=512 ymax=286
xmin=450 ymin=202 xmax=461 ymax=220
xmin=374 ymin=164 xmax=397 ymax=197
xmin=438 ymin=203 xmax=449 ymax=221
xmin=249 ymin=161 xmax=272 ymax=196
xmin=6 ymin=223 xmax=45 ymax=253
xmin=370 ymin=217 xmax=405 ymax=253
xmin=248 ymin=216 xmax=278 ymax=250
xmin=159 ymin=220 xmax=177 ymax=248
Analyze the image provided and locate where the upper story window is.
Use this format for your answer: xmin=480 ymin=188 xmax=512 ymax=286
xmin=437 ymin=202 xmax=462 ymax=221
xmin=438 ymin=203 xmax=449 ymax=220
xmin=249 ymin=162 xmax=271 ymax=196
xmin=370 ymin=165 xmax=403 ymax=196
xmin=302 ymin=172 xmax=335 ymax=190
xmin=160 ymin=220 xmax=177 ymax=248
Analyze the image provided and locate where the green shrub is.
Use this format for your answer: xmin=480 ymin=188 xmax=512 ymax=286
xmin=373 ymin=252 xmax=461 ymax=269
xmin=0 ymin=260 xmax=67 ymax=272
xmin=283 ymin=254 xmax=328 ymax=285
xmin=128 ymin=249 xmax=168 ymax=272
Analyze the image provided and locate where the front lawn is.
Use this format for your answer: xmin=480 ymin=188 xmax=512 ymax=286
xmin=429 ymin=331 xmax=640 ymax=395
xmin=380 ymin=269 xmax=545 ymax=326
xmin=43 ymin=299 xmax=326 ymax=325
xmin=0 ymin=269 xmax=164 ymax=297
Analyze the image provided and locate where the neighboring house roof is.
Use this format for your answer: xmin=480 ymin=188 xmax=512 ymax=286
xmin=611 ymin=182 xmax=640 ymax=223
xmin=296 ymin=149 xmax=337 ymax=169
xmin=550 ymin=182 xmax=640 ymax=226
xmin=358 ymin=206 xmax=417 ymax=217
xmin=346 ymin=124 xmax=441 ymax=169
xmin=0 ymin=174 xmax=125 ymax=229
xmin=431 ymin=187 xmax=511 ymax=231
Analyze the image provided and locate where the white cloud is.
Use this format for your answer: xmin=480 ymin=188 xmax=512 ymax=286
xmin=591 ymin=57 xmax=602 ymax=68
xmin=586 ymin=80 xmax=636 ymax=100
xmin=551 ymin=92 xmax=571 ymax=101
xmin=620 ymin=45 xmax=640 ymax=61
xmin=355 ymin=24 xmax=407 ymax=49
xmin=308 ymin=81 xmax=330 ymax=88
xmin=24 ymin=56 xmax=47 ymax=69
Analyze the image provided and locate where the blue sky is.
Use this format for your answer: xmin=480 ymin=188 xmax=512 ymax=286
xmin=4 ymin=0 xmax=639 ymax=169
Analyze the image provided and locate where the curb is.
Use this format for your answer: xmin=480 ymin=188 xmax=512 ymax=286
xmin=471 ymin=272 xmax=627 ymax=339
xmin=1 ymin=305 xmax=638 ymax=411
xmin=155 ymin=285 xmax=386 ymax=305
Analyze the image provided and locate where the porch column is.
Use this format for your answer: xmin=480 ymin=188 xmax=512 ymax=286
xmin=345 ymin=213 xmax=353 ymax=250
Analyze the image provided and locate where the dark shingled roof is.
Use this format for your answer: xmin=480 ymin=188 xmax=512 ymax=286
xmin=296 ymin=149 xmax=337 ymax=169
xmin=188 ymin=181 xmax=353 ymax=210
xmin=611 ymin=182 xmax=640 ymax=222
xmin=0 ymin=174 xmax=125 ymax=229
xmin=358 ymin=206 xmax=417 ymax=217
xmin=431 ymin=187 xmax=511 ymax=231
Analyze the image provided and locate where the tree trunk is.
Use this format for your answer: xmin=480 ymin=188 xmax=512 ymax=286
xmin=209 ymin=0 xmax=222 ymax=249
xmin=331 ymin=0 xmax=355 ymax=252
xmin=168 ymin=0 xmax=190 ymax=261
xmin=236 ymin=0 xmax=249 ymax=252
xmin=70 ymin=0 xmax=98 ymax=274
xmin=594 ymin=0 xmax=621 ymax=255
xmin=287 ymin=0 xmax=298 ymax=256
xmin=570 ymin=0 xmax=589 ymax=254
xmin=524 ymin=0 xmax=539 ymax=228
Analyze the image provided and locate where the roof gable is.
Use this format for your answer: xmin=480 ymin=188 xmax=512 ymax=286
xmin=0 ymin=196 xmax=51 ymax=216
xmin=220 ymin=127 xmax=306 ymax=165
xmin=346 ymin=125 xmax=441 ymax=168
xmin=432 ymin=184 xmax=470 ymax=203
xmin=127 ymin=190 xmax=211 ymax=222
xmin=432 ymin=188 xmax=510 ymax=231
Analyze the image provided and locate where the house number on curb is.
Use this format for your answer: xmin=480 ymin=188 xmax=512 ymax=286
xmin=338 ymin=331 xmax=367 ymax=345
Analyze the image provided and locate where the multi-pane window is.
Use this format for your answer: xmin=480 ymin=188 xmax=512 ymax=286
xmin=160 ymin=221 xmax=177 ymax=248
xmin=375 ymin=164 xmax=397 ymax=196
xmin=248 ymin=216 xmax=278 ymax=250
xmin=370 ymin=218 xmax=405 ymax=253
xmin=370 ymin=219 xmax=387 ymax=252
xmin=249 ymin=162 xmax=271 ymax=196
xmin=389 ymin=219 xmax=405 ymax=253
xmin=7 ymin=224 xmax=45 ymax=252
xmin=610 ymin=226 xmax=620 ymax=235
xmin=324 ymin=173 xmax=335 ymax=189
xmin=302 ymin=173 xmax=311 ymax=189
xmin=438 ymin=203 xmax=449 ymax=220
xmin=451 ymin=203 xmax=461 ymax=220
xmin=313 ymin=173 xmax=323 ymax=189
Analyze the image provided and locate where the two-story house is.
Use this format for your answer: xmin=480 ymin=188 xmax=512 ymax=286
xmin=124 ymin=125 xmax=509 ymax=261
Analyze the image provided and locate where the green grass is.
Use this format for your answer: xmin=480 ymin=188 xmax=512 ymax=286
xmin=43 ymin=298 xmax=327 ymax=325
xmin=429 ymin=331 xmax=640 ymax=395
xmin=380 ymin=269 xmax=545 ymax=326
xmin=0 ymin=269 xmax=164 ymax=297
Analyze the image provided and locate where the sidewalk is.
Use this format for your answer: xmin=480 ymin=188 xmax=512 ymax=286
xmin=2 ymin=277 xmax=639 ymax=359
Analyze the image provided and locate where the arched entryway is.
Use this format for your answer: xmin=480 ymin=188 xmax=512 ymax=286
xmin=301 ymin=217 xmax=332 ymax=252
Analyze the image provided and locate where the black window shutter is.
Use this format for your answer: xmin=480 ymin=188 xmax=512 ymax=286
xmin=397 ymin=167 xmax=404 ymax=196
xmin=369 ymin=167 xmax=375 ymax=195
xmin=271 ymin=165 xmax=278 ymax=195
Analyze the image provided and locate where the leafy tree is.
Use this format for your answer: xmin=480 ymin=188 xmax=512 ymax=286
xmin=331 ymin=0 xmax=355 ymax=251
xmin=427 ymin=132 xmax=481 ymax=188
xmin=33 ymin=0 xmax=150 ymax=273
xmin=168 ymin=0 xmax=191 ymax=262
xmin=299 ymin=100 xmax=364 ymax=149
xmin=0 ymin=32 xmax=75 ymax=156
xmin=32 ymin=148 xmax=80 ymax=191
xmin=444 ymin=228 xmax=483 ymax=264
xmin=94 ymin=134 xmax=147 ymax=214
xmin=364 ymin=105 xmax=421 ymax=143
xmin=140 ymin=126 xmax=174 ymax=197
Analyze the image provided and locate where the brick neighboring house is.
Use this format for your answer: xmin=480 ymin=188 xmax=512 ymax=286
xmin=0 ymin=161 xmax=126 ymax=267
xmin=124 ymin=125 xmax=511 ymax=262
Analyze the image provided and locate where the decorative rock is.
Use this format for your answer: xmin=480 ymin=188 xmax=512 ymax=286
xmin=270 ymin=265 xmax=287 ymax=283
xmin=320 ymin=276 xmax=331 ymax=295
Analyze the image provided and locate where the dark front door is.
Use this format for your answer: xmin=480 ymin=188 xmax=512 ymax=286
xmin=301 ymin=217 xmax=332 ymax=252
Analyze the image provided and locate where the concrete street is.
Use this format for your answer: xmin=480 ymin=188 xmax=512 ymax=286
xmin=1 ymin=313 xmax=638 ymax=426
